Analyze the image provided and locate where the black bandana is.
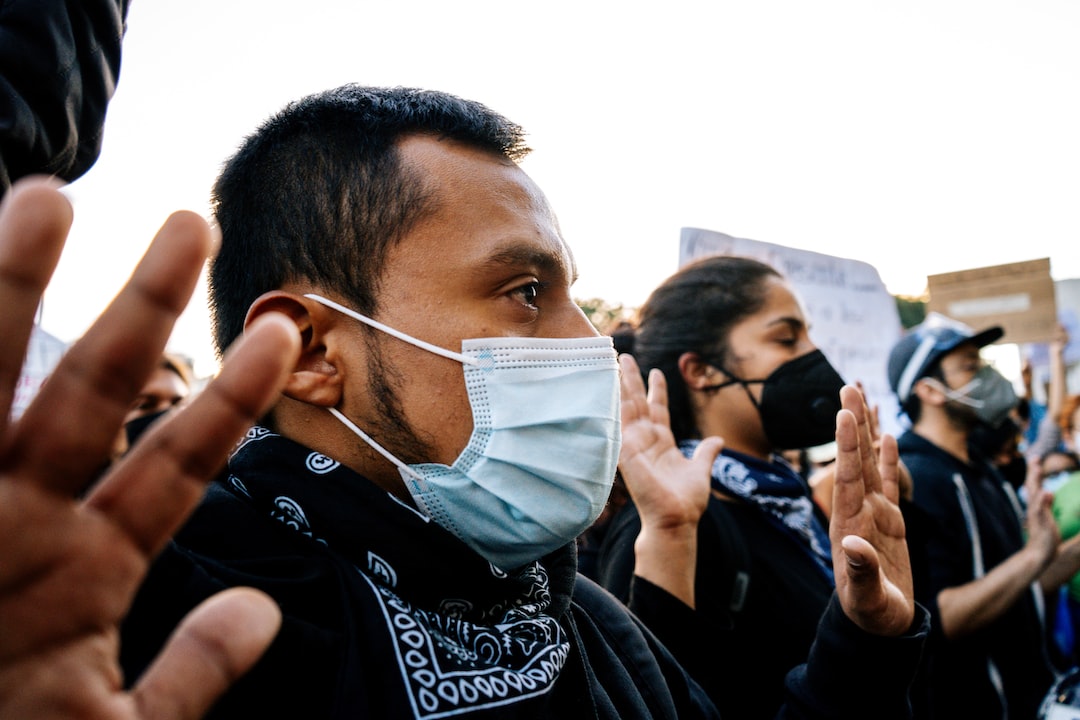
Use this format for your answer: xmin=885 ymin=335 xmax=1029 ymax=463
xmin=224 ymin=427 xmax=576 ymax=717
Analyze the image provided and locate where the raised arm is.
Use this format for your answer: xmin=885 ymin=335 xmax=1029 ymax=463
xmin=615 ymin=354 xmax=723 ymax=608
xmin=829 ymin=385 xmax=916 ymax=636
xmin=0 ymin=178 xmax=300 ymax=719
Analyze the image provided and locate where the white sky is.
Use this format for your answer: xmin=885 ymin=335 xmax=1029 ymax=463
xmin=47 ymin=0 xmax=1080 ymax=376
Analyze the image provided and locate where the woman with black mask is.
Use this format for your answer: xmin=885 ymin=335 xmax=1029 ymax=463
xmin=596 ymin=255 xmax=851 ymax=720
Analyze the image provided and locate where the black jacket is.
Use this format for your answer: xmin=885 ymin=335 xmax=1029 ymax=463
xmin=899 ymin=430 xmax=1055 ymax=719
xmin=123 ymin=430 xmax=926 ymax=719
xmin=0 ymin=0 xmax=130 ymax=194
xmin=599 ymin=491 xmax=926 ymax=720
xmin=121 ymin=430 xmax=718 ymax=719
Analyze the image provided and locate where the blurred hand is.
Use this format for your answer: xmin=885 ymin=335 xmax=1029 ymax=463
xmin=1024 ymin=456 xmax=1063 ymax=564
xmin=0 ymin=178 xmax=300 ymax=719
xmin=616 ymin=354 xmax=723 ymax=606
xmin=617 ymin=354 xmax=723 ymax=532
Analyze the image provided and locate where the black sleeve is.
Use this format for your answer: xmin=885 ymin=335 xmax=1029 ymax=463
xmin=0 ymin=0 xmax=130 ymax=195
xmin=593 ymin=499 xmax=641 ymax=602
xmin=779 ymin=596 xmax=931 ymax=720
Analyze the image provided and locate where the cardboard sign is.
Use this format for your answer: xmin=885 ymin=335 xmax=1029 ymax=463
xmin=927 ymin=258 xmax=1057 ymax=345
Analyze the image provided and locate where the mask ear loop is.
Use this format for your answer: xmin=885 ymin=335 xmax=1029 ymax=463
xmin=304 ymin=293 xmax=479 ymax=366
xmin=305 ymin=292 xmax=467 ymax=483
xmin=327 ymin=407 xmax=424 ymax=482
xmin=920 ymin=376 xmax=986 ymax=409
xmin=700 ymin=364 xmax=765 ymax=409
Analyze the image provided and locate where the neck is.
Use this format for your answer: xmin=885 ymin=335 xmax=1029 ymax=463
xmin=912 ymin=411 xmax=970 ymax=463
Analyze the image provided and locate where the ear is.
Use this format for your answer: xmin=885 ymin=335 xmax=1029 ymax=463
xmin=912 ymin=376 xmax=945 ymax=407
xmin=245 ymin=291 xmax=343 ymax=407
xmin=677 ymin=352 xmax=720 ymax=391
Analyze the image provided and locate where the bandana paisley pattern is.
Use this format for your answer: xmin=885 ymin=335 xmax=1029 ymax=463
xmin=225 ymin=427 xmax=571 ymax=718
xmin=680 ymin=440 xmax=834 ymax=583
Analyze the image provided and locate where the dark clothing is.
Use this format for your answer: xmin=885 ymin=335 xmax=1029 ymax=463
xmin=0 ymin=0 xmax=130 ymax=194
xmin=124 ymin=428 xmax=927 ymax=719
xmin=899 ymin=430 xmax=1056 ymax=719
xmin=597 ymin=488 xmax=835 ymax=720
xmin=122 ymin=428 xmax=717 ymax=719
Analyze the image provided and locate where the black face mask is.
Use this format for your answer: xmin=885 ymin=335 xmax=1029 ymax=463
xmin=123 ymin=408 xmax=171 ymax=450
xmin=998 ymin=455 xmax=1028 ymax=491
xmin=705 ymin=349 xmax=845 ymax=450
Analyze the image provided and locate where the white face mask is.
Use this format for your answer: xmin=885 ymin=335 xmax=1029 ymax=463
xmin=305 ymin=294 xmax=621 ymax=570
xmin=923 ymin=365 xmax=1017 ymax=428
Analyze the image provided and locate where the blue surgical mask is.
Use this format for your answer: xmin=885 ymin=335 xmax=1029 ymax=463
xmin=305 ymin=294 xmax=621 ymax=570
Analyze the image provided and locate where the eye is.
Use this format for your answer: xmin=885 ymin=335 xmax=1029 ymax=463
xmin=510 ymin=281 xmax=544 ymax=309
xmin=132 ymin=396 xmax=155 ymax=412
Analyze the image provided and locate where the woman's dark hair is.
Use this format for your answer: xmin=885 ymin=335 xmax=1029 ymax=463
xmin=632 ymin=255 xmax=781 ymax=441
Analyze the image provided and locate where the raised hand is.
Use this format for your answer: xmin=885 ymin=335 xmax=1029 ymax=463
xmin=617 ymin=354 xmax=723 ymax=607
xmin=830 ymin=385 xmax=915 ymax=636
xmin=0 ymin=178 xmax=300 ymax=719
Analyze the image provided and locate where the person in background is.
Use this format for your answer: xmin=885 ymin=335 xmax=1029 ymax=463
xmin=126 ymin=353 xmax=193 ymax=422
xmin=970 ymin=415 xmax=1027 ymax=492
xmin=1026 ymin=325 xmax=1076 ymax=464
xmin=110 ymin=352 xmax=196 ymax=461
xmin=0 ymin=0 xmax=131 ymax=196
xmin=887 ymin=312 xmax=1080 ymax=718
xmin=596 ymin=255 xmax=925 ymax=720
xmin=1046 ymin=451 xmax=1080 ymax=666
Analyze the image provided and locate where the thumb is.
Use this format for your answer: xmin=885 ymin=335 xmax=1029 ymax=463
xmin=840 ymin=534 xmax=882 ymax=586
xmin=131 ymin=588 xmax=281 ymax=720
xmin=691 ymin=436 xmax=724 ymax=471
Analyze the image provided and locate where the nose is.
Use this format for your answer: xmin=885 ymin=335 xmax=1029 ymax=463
xmin=547 ymin=299 xmax=599 ymax=339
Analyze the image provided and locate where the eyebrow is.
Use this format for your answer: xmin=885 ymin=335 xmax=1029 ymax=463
xmin=767 ymin=316 xmax=806 ymax=332
xmin=480 ymin=243 xmax=577 ymax=285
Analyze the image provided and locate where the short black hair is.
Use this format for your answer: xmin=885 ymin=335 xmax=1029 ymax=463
xmin=632 ymin=255 xmax=780 ymax=441
xmin=208 ymin=85 xmax=530 ymax=356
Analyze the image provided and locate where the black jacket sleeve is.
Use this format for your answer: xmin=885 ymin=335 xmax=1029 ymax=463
xmin=0 ymin=0 xmax=130 ymax=196
xmin=780 ymin=596 xmax=930 ymax=720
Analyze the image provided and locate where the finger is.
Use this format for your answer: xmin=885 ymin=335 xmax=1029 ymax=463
xmin=131 ymin=588 xmax=281 ymax=720
xmin=10 ymin=211 xmax=212 ymax=495
xmin=87 ymin=313 xmax=299 ymax=557
xmin=831 ymin=408 xmax=864 ymax=522
xmin=645 ymin=367 xmax=668 ymax=410
xmin=844 ymin=385 xmax=882 ymax=496
xmin=0 ymin=178 xmax=71 ymax=433
xmin=877 ymin=434 xmax=900 ymax=505
xmin=618 ymin=354 xmax=647 ymax=425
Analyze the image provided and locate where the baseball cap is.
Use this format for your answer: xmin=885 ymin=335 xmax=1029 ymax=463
xmin=887 ymin=312 xmax=1004 ymax=403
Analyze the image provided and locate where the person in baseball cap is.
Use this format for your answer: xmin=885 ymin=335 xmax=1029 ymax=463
xmin=888 ymin=311 xmax=1078 ymax=719
xmin=888 ymin=311 xmax=1004 ymax=419
xmin=885 ymin=310 xmax=1010 ymax=427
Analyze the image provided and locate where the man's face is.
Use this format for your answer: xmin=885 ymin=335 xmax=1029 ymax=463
xmin=935 ymin=341 xmax=983 ymax=427
xmin=328 ymin=135 xmax=596 ymax=487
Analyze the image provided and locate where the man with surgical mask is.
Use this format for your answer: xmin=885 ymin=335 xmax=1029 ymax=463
xmin=888 ymin=313 xmax=1080 ymax=718
xmin=102 ymin=86 xmax=927 ymax=719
